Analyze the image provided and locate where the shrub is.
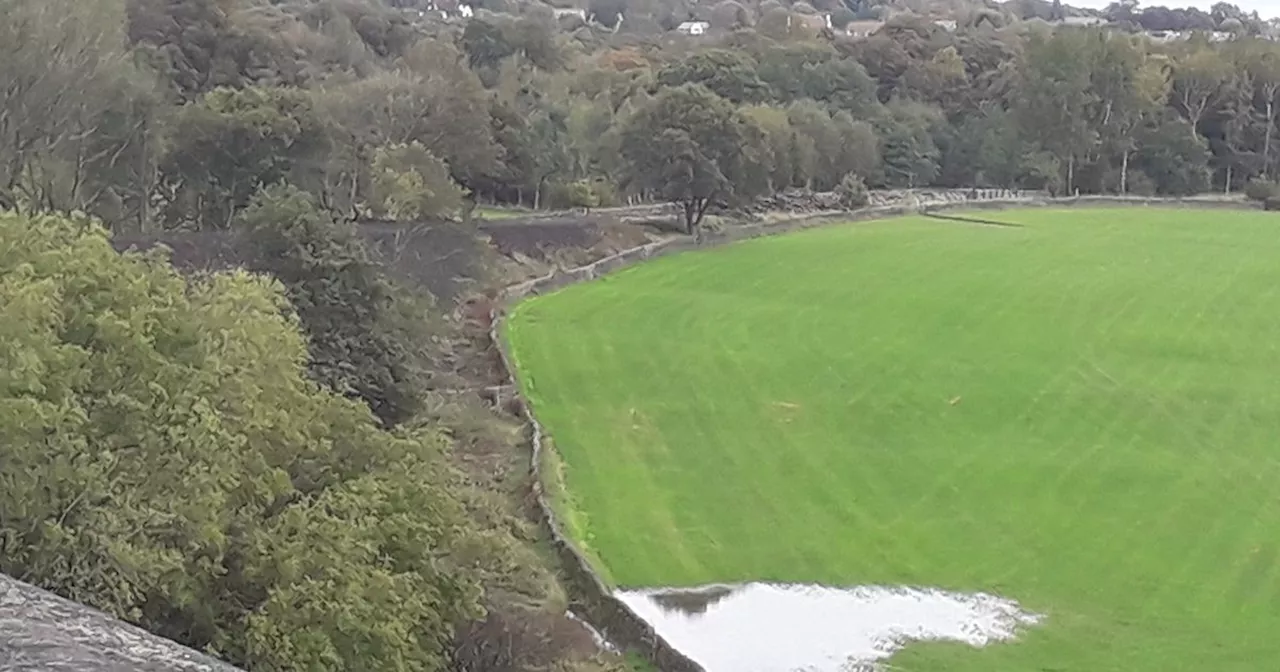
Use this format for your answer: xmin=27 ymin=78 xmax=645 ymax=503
xmin=1126 ymin=170 xmax=1158 ymax=197
xmin=0 ymin=209 xmax=483 ymax=672
xmin=1246 ymin=178 xmax=1280 ymax=203
xmin=835 ymin=173 xmax=870 ymax=209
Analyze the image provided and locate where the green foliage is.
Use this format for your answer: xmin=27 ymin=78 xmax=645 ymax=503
xmin=160 ymin=86 xmax=329 ymax=229
xmin=835 ymin=173 xmax=869 ymax=208
xmin=618 ymin=85 xmax=766 ymax=233
xmin=656 ymin=50 xmax=771 ymax=104
xmin=1136 ymin=118 xmax=1212 ymax=196
xmin=1245 ymin=178 xmax=1280 ymax=202
xmin=371 ymin=142 xmax=467 ymax=220
xmin=566 ymin=179 xmax=602 ymax=208
xmin=875 ymin=100 xmax=943 ymax=188
xmin=0 ymin=209 xmax=481 ymax=671
xmin=237 ymin=184 xmax=425 ymax=427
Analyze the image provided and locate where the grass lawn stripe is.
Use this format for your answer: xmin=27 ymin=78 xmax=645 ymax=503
xmin=506 ymin=209 xmax=1280 ymax=670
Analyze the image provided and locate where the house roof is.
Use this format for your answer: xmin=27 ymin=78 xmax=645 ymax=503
xmin=843 ymin=20 xmax=885 ymax=34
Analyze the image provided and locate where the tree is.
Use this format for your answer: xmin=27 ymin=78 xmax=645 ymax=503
xmin=710 ymin=0 xmax=751 ymax=30
xmin=875 ymin=100 xmax=943 ymax=188
xmin=1087 ymin=34 xmax=1169 ymax=194
xmin=0 ymin=0 xmax=157 ymax=222
xmin=835 ymin=173 xmax=870 ymax=207
xmin=1239 ymin=41 xmax=1280 ymax=177
xmin=1172 ymin=46 xmax=1231 ymax=140
xmin=618 ymin=85 xmax=765 ymax=233
xmin=741 ymin=104 xmax=800 ymax=191
xmin=1137 ymin=117 xmax=1213 ymax=195
xmin=371 ymin=142 xmax=466 ymax=220
xmin=159 ymin=86 xmax=330 ymax=229
xmin=588 ymin=0 xmax=627 ymax=28
xmin=1018 ymin=32 xmax=1098 ymax=193
xmin=0 ymin=208 xmax=481 ymax=671
xmin=656 ymin=50 xmax=771 ymax=104
xmin=461 ymin=19 xmax=515 ymax=71
xmin=237 ymin=184 xmax=426 ymax=427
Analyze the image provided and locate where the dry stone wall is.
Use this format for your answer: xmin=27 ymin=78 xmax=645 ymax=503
xmin=0 ymin=574 xmax=241 ymax=672
xmin=488 ymin=190 xmax=1266 ymax=672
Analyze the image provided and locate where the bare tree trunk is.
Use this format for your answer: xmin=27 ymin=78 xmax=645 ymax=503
xmin=1226 ymin=163 xmax=1233 ymax=195
xmin=1067 ymin=155 xmax=1076 ymax=195
xmin=1267 ymin=99 xmax=1276 ymax=178
xmin=1120 ymin=150 xmax=1129 ymax=195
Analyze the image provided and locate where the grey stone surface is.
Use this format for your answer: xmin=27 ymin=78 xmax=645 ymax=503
xmin=0 ymin=574 xmax=241 ymax=672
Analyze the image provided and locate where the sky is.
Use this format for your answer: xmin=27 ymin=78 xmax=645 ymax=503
xmin=1070 ymin=1 xmax=1280 ymax=18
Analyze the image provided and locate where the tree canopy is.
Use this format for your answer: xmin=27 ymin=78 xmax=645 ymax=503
xmin=0 ymin=210 xmax=481 ymax=670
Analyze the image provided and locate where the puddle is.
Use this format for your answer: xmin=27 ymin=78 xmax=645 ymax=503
xmin=616 ymin=583 xmax=1042 ymax=672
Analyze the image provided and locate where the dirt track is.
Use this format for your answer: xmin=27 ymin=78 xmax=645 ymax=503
xmin=111 ymin=213 xmax=660 ymax=304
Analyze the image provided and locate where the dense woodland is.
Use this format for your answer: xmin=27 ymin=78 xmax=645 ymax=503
xmin=4 ymin=0 xmax=1280 ymax=670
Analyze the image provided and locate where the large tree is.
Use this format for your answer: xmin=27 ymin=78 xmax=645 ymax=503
xmin=0 ymin=0 xmax=158 ymax=222
xmin=1018 ymin=31 xmax=1099 ymax=194
xmin=159 ymin=86 xmax=330 ymax=229
xmin=618 ymin=85 xmax=765 ymax=234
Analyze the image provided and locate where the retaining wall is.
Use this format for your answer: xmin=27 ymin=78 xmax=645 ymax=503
xmin=488 ymin=191 xmax=1265 ymax=671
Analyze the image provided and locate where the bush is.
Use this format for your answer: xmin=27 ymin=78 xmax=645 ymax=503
xmin=0 ymin=209 xmax=484 ymax=672
xmin=1246 ymin=178 xmax=1280 ymax=203
xmin=835 ymin=173 xmax=870 ymax=208
xmin=1265 ymin=196 xmax=1280 ymax=212
xmin=1126 ymin=170 xmax=1158 ymax=197
xmin=546 ymin=179 xmax=618 ymax=210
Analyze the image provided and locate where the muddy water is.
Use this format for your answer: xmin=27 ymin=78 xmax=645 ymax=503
xmin=616 ymin=583 xmax=1042 ymax=672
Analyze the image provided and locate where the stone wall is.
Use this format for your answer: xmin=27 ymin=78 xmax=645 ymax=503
xmin=0 ymin=574 xmax=241 ymax=672
xmin=488 ymin=191 xmax=1267 ymax=671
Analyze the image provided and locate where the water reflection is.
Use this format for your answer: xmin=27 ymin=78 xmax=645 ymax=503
xmin=617 ymin=583 xmax=1042 ymax=672
xmin=648 ymin=584 xmax=735 ymax=616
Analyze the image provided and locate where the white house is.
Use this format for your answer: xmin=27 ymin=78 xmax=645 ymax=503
xmin=1056 ymin=15 xmax=1108 ymax=28
xmin=842 ymin=20 xmax=885 ymax=39
xmin=933 ymin=19 xmax=958 ymax=32
xmin=553 ymin=7 xmax=586 ymax=21
xmin=677 ymin=20 xmax=710 ymax=35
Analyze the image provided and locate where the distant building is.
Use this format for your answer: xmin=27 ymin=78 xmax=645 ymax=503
xmin=791 ymin=13 xmax=832 ymax=32
xmin=842 ymin=20 xmax=885 ymax=38
xmin=933 ymin=19 xmax=958 ymax=32
xmin=1055 ymin=15 xmax=1108 ymax=28
xmin=1143 ymin=29 xmax=1235 ymax=43
xmin=677 ymin=20 xmax=710 ymax=35
xmin=553 ymin=7 xmax=586 ymax=21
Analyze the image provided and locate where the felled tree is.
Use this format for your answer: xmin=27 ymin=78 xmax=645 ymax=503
xmin=618 ymin=84 xmax=764 ymax=234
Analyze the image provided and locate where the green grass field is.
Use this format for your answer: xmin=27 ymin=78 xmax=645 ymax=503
xmin=504 ymin=208 xmax=1280 ymax=671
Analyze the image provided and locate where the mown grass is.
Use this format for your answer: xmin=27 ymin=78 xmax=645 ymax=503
xmin=504 ymin=208 xmax=1280 ymax=671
